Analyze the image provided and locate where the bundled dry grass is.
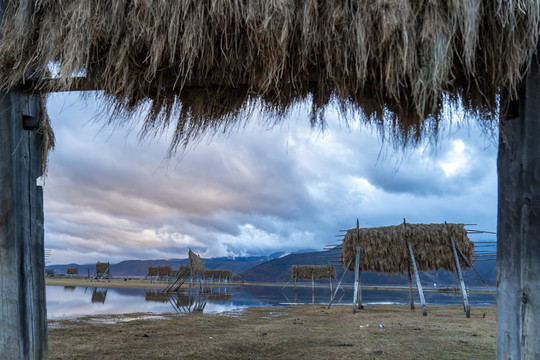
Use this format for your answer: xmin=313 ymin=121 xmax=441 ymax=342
xmin=1 ymin=1 xmax=538 ymax=153
xmin=205 ymin=269 xmax=233 ymax=279
xmin=147 ymin=266 xmax=172 ymax=277
xmin=95 ymin=262 xmax=109 ymax=276
xmin=66 ymin=267 xmax=78 ymax=275
xmin=341 ymin=223 xmax=474 ymax=274
xmin=188 ymin=250 xmax=205 ymax=277
xmin=291 ymin=265 xmax=337 ymax=280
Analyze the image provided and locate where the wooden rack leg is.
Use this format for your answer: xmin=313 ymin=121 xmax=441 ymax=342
xmin=450 ymin=236 xmax=471 ymax=318
xmin=408 ymin=245 xmax=427 ymax=316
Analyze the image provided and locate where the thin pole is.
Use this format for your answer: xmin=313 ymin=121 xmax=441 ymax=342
xmin=408 ymin=245 xmax=427 ymax=316
xmin=408 ymin=265 xmax=415 ymax=310
xmin=450 ymin=236 xmax=471 ymax=318
xmin=328 ymin=257 xmax=354 ymax=309
xmin=457 ymin=248 xmax=496 ymax=299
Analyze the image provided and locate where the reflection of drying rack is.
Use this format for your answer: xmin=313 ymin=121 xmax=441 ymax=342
xmin=168 ymin=287 xmax=208 ymax=313
xmin=90 ymin=288 xmax=108 ymax=304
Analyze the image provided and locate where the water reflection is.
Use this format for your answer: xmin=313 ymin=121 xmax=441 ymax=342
xmin=46 ymin=285 xmax=495 ymax=320
xmin=91 ymin=288 xmax=108 ymax=304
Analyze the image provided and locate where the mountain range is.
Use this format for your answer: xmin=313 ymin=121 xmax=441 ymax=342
xmin=47 ymin=248 xmax=496 ymax=287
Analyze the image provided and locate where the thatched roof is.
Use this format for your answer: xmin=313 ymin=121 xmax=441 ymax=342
xmin=147 ymin=266 xmax=172 ymax=277
xmin=188 ymin=250 xmax=205 ymax=277
xmin=95 ymin=262 xmax=109 ymax=275
xmin=291 ymin=265 xmax=336 ymax=280
xmin=205 ymin=269 xmax=233 ymax=279
xmin=341 ymin=223 xmax=474 ymax=274
xmin=1 ymin=1 xmax=538 ymax=156
xmin=66 ymin=267 xmax=78 ymax=275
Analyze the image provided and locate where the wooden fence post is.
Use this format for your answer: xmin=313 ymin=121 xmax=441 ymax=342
xmin=0 ymin=90 xmax=47 ymax=359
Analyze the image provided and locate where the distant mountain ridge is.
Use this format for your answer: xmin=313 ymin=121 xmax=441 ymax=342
xmin=47 ymin=248 xmax=495 ymax=287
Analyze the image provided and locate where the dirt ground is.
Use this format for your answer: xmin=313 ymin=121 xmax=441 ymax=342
xmin=45 ymin=304 xmax=495 ymax=359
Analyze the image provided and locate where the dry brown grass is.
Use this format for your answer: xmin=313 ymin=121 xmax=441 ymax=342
xmin=45 ymin=305 xmax=496 ymax=360
xmin=1 ymin=1 xmax=538 ymax=158
xmin=341 ymin=223 xmax=474 ymax=274
xmin=291 ymin=265 xmax=337 ymax=280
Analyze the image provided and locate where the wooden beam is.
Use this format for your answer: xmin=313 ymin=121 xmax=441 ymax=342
xmin=457 ymin=248 xmax=496 ymax=299
xmin=408 ymin=245 xmax=427 ymax=316
xmin=328 ymin=257 xmax=353 ymax=309
xmin=497 ymin=53 xmax=540 ymax=359
xmin=353 ymin=246 xmax=359 ymax=312
xmin=449 ymin=235 xmax=471 ymax=318
xmin=408 ymin=265 xmax=415 ymax=310
xmin=0 ymin=90 xmax=47 ymax=359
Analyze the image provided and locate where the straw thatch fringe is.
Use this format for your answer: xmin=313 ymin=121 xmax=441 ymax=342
xmin=1 ymin=1 xmax=538 ymax=150
xmin=147 ymin=266 xmax=172 ymax=277
xmin=66 ymin=267 xmax=78 ymax=275
xmin=341 ymin=223 xmax=474 ymax=274
xmin=205 ymin=269 xmax=232 ymax=279
xmin=95 ymin=262 xmax=109 ymax=275
xmin=291 ymin=265 xmax=336 ymax=280
xmin=188 ymin=249 xmax=205 ymax=277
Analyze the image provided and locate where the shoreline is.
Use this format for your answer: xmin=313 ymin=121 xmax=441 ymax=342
xmin=45 ymin=276 xmax=493 ymax=293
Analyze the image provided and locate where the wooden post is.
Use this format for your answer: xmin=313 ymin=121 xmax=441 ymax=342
xmin=449 ymin=235 xmax=470 ymax=318
xmin=497 ymin=56 xmax=540 ymax=359
xmin=328 ymin=257 xmax=353 ymax=309
xmin=353 ymin=246 xmax=363 ymax=312
xmin=329 ymin=275 xmax=333 ymax=293
xmin=407 ymin=265 xmax=415 ymax=310
xmin=311 ymin=271 xmax=315 ymax=293
xmin=408 ymin=245 xmax=427 ymax=316
xmin=0 ymin=89 xmax=47 ymax=359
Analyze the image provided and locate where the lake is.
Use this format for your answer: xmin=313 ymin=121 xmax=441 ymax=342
xmin=46 ymin=284 xmax=495 ymax=319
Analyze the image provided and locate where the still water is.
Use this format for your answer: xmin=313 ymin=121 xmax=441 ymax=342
xmin=46 ymin=285 xmax=495 ymax=319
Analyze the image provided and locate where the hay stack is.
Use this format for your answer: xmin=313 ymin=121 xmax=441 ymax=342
xmin=66 ymin=267 xmax=78 ymax=275
xmin=205 ymin=270 xmax=233 ymax=279
xmin=147 ymin=266 xmax=172 ymax=277
xmin=188 ymin=250 xmax=205 ymax=277
xmin=341 ymin=223 xmax=474 ymax=274
xmin=0 ymin=1 xmax=537 ymax=154
xmin=95 ymin=262 xmax=109 ymax=276
xmin=291 ymin=265 xmax=337 ymax=280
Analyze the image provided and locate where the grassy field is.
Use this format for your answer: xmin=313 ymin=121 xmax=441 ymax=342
xmin=45 ymin=304 xmax=495 ymax=359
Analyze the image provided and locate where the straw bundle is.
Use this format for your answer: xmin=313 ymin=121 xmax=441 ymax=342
xmin=147 ymin=266 xmax=172 ymax=277
xmin=1 ymin=1 xmax=538 ymax=153
xmin=66 ymin=267 xmax=78 ymax=275
xmin=188 ymin=250 xmax=205 ymax=277
xmin=341 ymin=223 xmax=474 ymax=274
xmin=95 ymin=262 xmax=109 ymax=275
xmin=205 ymin=270 xmax=233 ymax=279
xmin=291 ymin=265 xmax=337 ymax=280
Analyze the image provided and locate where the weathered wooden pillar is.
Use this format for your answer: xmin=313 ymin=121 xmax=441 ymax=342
xmin=408 ymin=245 xmax=427 ymax=316
xmin=407 ymin=266 xmax=415 ymax=310
xmin=353 ymin=245 xmax=363 ymax=312
xmin=497 ymin=53 xmax=540 ymax=359
xmin=0 ymin=89 xmax=47 ymax=359
xmin=449 ymin=235 xmax=470 ymax=318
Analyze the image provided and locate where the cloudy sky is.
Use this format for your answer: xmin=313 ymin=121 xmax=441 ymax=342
xmin=43 ymin=93 xmax=498 ymax=265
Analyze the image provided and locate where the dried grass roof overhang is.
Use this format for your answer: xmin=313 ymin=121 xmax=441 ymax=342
xmin=1 ymin=1 xmax=539 ymax=159
xmin=341 ymin=223 xmax=474 ymax=274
